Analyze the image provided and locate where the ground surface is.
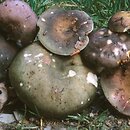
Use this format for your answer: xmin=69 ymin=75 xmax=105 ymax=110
xmin=1 ymin=87 xmax=130 ymax=130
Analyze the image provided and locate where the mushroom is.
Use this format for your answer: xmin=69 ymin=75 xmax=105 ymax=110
xmin=80 ymin=28 xmax=129 ymax=73
xmin=37 ymin=7 xmax=93 ymax=56
xmin=0 ymin=0 xmax=38 ymax=47
xmin=9 ymin=42 xmax=97 ymax=118
xmin=101 ymin=63 xmax=130 ymax=116
xmin=108 ymin=11 xmax=130 ymax=33
xmin=0 ymin=83 xmax=8 ymax=111
xmin=0 ymin=34 xmax=18 ymax=81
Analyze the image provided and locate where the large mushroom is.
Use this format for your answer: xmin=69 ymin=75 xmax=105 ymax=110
xmin=0 ymin=0 xmax=38 ymax=47
xmin=108 ymin=11 xmax=130 ymax=33
xmin=80 ymin=28 xmax=129 ymax=73
xmin=37 ymin=7 xmax=93 ymax=56
xmin=9 ymin=42 xmax=97 ymax=118
xmin=101 ymin=63 xmax=130 ymax=116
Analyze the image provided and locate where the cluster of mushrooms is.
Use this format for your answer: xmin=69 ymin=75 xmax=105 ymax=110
xmin=0 ymin=0 xmax=130 ymax=118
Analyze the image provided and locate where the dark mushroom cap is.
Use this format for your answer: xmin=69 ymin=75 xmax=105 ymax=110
xmin=37 ymin=7 xmax=93 ymax=56
xmin=108 ymin=11 xmax=130 ymax=33
xmin=0 ymin=34 xmax=18 ymax=81
xmin=101 ymin=63 xmax=130 ymax=116
xmin=0 ymin=0 xmax=38 ymax=47
xmin=80 ymin=28 xmax=129 ymax=72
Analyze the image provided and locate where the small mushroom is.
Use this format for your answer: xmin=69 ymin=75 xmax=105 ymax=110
xmin=9 ymin=42 xmax=97 ymax=118
xmin=0 ymin=0 xmax=38 ymax=47
xmin=101 ymin=63 xmax=130 ymax=116
xmin=37 ymin=7 xmax=93 ymax=56
xmin=80 ymin=28 xmax=129 ymax=73
xmin=108 ymin=11 xmax=130 ymax=33
xmin=0 ymin=83 xmax=8 ymax=111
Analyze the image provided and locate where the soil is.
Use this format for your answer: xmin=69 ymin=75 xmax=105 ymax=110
xmin=0 ymin=86 xmax=130 ymax=130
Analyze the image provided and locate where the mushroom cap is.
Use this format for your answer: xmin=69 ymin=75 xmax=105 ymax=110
xmin=37 ymin=7 xmax=93 ymax=56
xmin=0 ymin=34 xmax=18 ymax=81
xmin=80 ymin=28 xmax=128 ymax=71
xmin=0 ymin=0 xmax=38 ymax=47
xmin=9 ymin=42 xmax=97 ymax=118
xmin=101 ymin=63 xmax=130 ymax=116
xmin=108 ymin=11 xmax=130 ymax=32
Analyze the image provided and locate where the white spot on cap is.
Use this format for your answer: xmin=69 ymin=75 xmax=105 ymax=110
xmin=107 ymin=39 xmax=112 ymax=45
xmin=117 ymin=42 xmax=127 ymax=51
xmin=122 ymin=43 xmax=127 ymax=51
xmin=67 ymin=70 xmax=76 ymax=77
xmin=34 ymin=53 xmax=44 ymax=58
xmin=99 ymin=31 xmax=105 ymax=35
xmin=99 ymin=48 xmax=103 ymax=51
xmin=113 ymin=47 xmax=119 ymax=56
xmin=59 ymin=47 xmax=62 ymax=49
xmin=75 ymin=17 xmax=78 ymax=21
xmin=38 ymin=63 xmax=43 ymax=68
xmin=88 ymin=98 xmax=90 ymax=101
xmin=86 ymin=72 xmax=98 ymax=88
xmin=23 ymin=25 xmax=26 ymax=28
xmin=92 ymin=53 xmax=96 ymax=57
xmin=0 ymin=54 xmax=3 ymax=57
xmin=20 ymin=82 xmax=23 ymax=87
xmin=52 ymin=59 xmax=56 ymax=62
xmin=24 ymin=53 xmax=33 ymax=64
xmin=41 ymin=18 xmax=46 ymax=22
xmin=50 ymin=11 xmax=54 ymax=14
xmin=81 ymin=101 xmax=84 ymax=105
xmin=26 ymin=59 xmax=32 ymax=63
xmin=81 ymin=21 xmax=88 ymax=25
xmin=24 ymin=53 xmax=32 ymax=57
xmin=54 ymin=89 xmax=58 ymax=93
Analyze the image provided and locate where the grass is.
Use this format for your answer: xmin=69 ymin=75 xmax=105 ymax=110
xmin=66 ymin=110 xmax=129 ymax=130
xmin=1 ymin=0 xmax=130 ymax=129
xmin=26 ymin=0 xmax=130 ymax=29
